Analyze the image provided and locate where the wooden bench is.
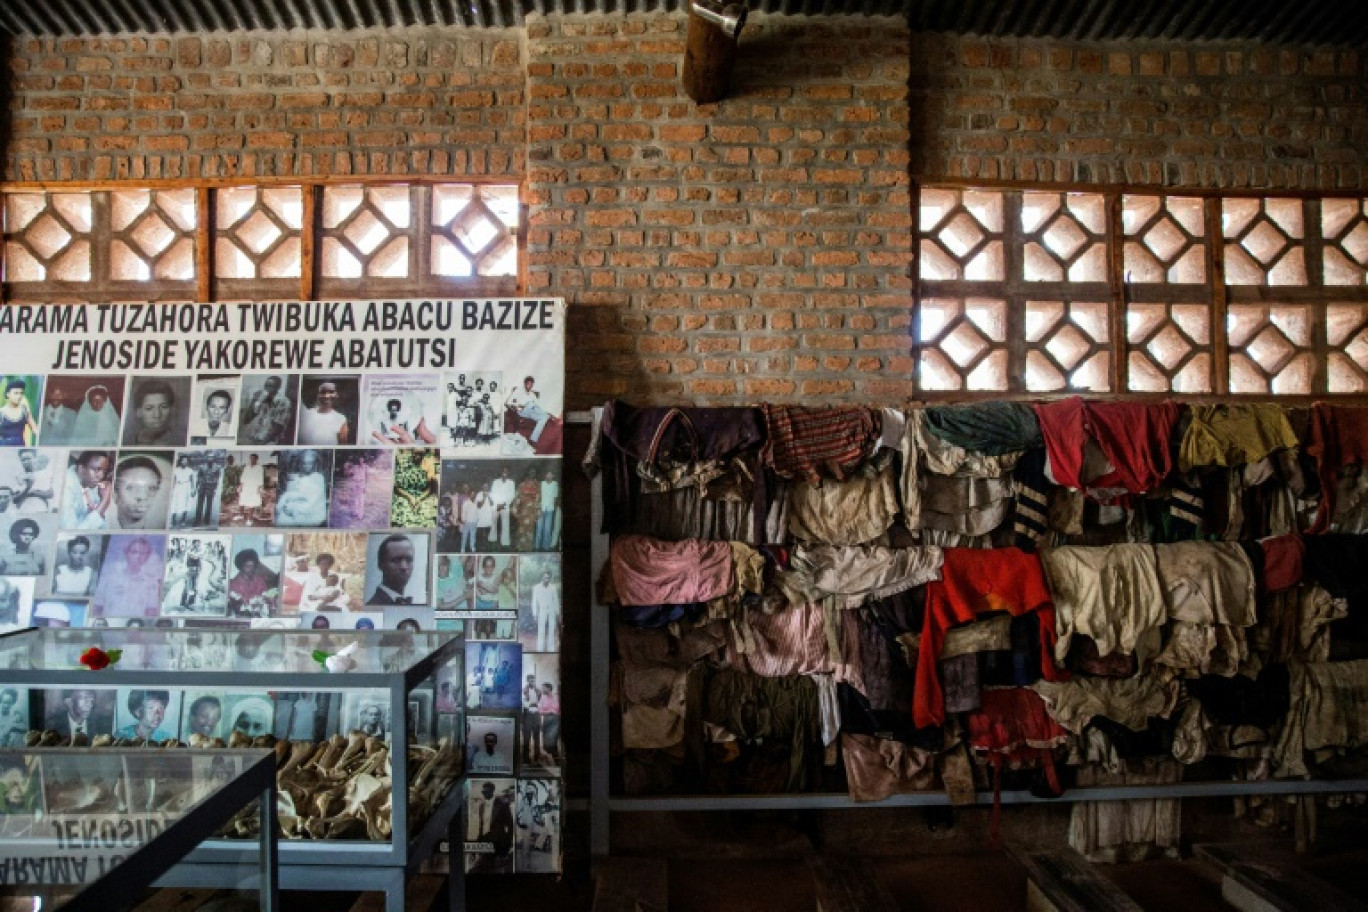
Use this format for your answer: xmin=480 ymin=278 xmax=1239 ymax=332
xmin=1195 ymin=843 xmax=1368 ymax=912
xmin=1012 ymin=849 xmax=1143 ymax=912
xmin=593 ymin=857 xmax=668 ymax=912
xmin=808 ymin=857 xmax=898 ymax=912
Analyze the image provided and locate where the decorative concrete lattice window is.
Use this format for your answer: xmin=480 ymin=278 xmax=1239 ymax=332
xmin=3 ymin=181 xmax=523 ymax=302
xmin=918 ymin=185 xmax=1368 ymax=398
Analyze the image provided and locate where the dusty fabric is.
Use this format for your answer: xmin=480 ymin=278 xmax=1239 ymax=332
xmin=1153 ymin=621 xmax=1248 ymax=679
xmin=762 ymin=404 xmax=880 ymax=484
xmin=599 ymin=400 xmax=767 ymax=536
xmin=899 ymin=614 xmax=1013 ymax=664
xmin=833 ymin=608 xmax=911 ymax=711
xmin=1249 ymin=585 xmax=1344 ymax=665
xmin=684 ymin=665 xmax=822 ymax=792
xmin=1031 ymin=677 xmax=1179 ymax=735
xmin=900 ymin=409 xmax=1020 ymax=535
xmin=1034 ymin=398 xmax=1181 ymax=500
xmin=722 ymin=602 xmax=832 ymax=677
xmin=1041 ymin=544 xmax=1166 ymax=665
xmin=1274 ymin=659 xmax=1368 ymax=777
xmin=617 ymin=621 xmax=727 ymax=749
xmin=610 ymin=535 xmax=736 ymax=606
xmin=915 ymin=548 xmax=1064 ymax=728
xmin=923 ymin=401 xmax=1043 ymax=455
xmin=631 ymin=485 xmax=755 ymax=543
xmin=729 ymin=542 xmax=765 ymax=596
xmin=919 ymin=474 xmax=1015 ymax=537
xmin=1331 ymin=465 xmax=1368 ymax=534
xmin=1307 ymin=404 xmax=1368 ymax=533
xmin=841 ymin=733 xmax=936 ymax=802
xmin=789 ymin=544 xmax=943 ymax=609
xmin=1065 ymin=635 xmax=1138 ymax=678
xmin=787 ymin=459 xmax=899 ymax=546
xmin=1178 ymin=404 xmax=1299 ymax=472
xmin=1155 ymin=541 xmax=1257 ymax=628
xmin=1069 ymin=758 xmax=1182 ymax=862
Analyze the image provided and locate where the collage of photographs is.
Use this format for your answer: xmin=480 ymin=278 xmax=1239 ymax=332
xmin=0 ymin=358 xmax=566 ymax=874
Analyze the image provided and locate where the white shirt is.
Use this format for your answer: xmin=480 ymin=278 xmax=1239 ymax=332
xmin=490 ymin=477 xmax=516 ymax=508
xmin=540 ymin=480 xmax=559 ymax=510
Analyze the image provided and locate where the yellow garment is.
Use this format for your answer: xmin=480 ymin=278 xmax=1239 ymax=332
xmin=1178 ymin=404 xmax=1299 ymax=472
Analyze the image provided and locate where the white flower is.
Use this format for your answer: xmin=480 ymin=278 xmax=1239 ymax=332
xmin=325 ymin=642 xmax=360 ymax=673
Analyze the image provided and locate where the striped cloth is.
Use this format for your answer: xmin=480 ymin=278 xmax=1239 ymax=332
xmin=761 ymin=404 xmax=880 ymax=484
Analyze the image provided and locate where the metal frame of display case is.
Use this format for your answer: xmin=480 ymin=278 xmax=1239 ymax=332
xmin=581 ymin=412 xmax=1368 ymax=857
xmin=0 ymin=747 xmax=278 ymax=912
xmin=0 ymin=628 xmax=466 ymax=912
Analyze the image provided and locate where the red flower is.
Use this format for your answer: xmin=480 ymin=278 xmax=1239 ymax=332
xmin=80 ymin=648 xmax=111 ymax=671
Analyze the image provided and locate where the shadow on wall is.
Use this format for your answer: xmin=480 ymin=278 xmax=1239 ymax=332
xmin=0 ymin=33 xmax=11 ymax=180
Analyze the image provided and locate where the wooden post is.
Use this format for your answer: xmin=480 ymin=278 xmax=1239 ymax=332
xmin=682 ymin=1 xmax=745 ymax=105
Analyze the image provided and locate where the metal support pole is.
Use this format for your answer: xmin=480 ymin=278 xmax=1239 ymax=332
xmin=259 ymin=784 xmax=279 ymax=912
xmin=589 ymin=442 xmax=611 ymax=857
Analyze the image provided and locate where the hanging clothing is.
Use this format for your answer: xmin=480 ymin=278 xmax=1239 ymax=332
xmin=1031 ymin=676 xmax=1179 ymax=735
xmin=899 ymin=408 xmax=1021 ymax=537
xmin=1033 ymin=398 xmax=1180 ymax=501
xmin=1178 ymin=404 xmax=1299 ymax=472
xmin=761 ymin=404 xmax=880 ymax=484
xmin=1260 ymin=534 xmax=1306 ymax=593
xmin=609 ymin=535 xmax=737 ymax=606
xmin=923 ymin=401 xmax=1043 ymax=455
xmin=722 ymin=602 xmax=833 ymax=677
xmin=788 ymin=544 xmax=943 ymax=609
xmin=914 ymin=548 xmax=1064 ymax=728
xmin=787 ymin=458 xmax=899 ymax=546
xmin=1306 ymin=404 xmax=1368 ymax=533
xmin=1273 ymin=659 xmax=1368 ymax=777
xmin=840 ymin=733 xmax=936 ymax=802
xmin=599 ymin=401 xmax=767 ymax=537
xmin=1041 ymin=544 xmax=1165 ymax=666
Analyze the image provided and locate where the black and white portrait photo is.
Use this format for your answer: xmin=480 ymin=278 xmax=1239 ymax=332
xmin=274 ymin=449 xmax=331 ymax=528
xmin=168 ymin=450 xmax=228 ymax=530
xmin=0 ymin=447 xmax=62 ymax=515
xmin=295 ymin=375 xmax=359 ymax=446
xmin=237 ymin=374 xmax=298 ymax=447
xmin=364 ymin=532 xmax=431 ymax=607
xmin=341 ymin=692 xmax=390 ymax=739
xmin=161 ymin=534 xmax=230 ymax=616
xmin=188 ymin=374 xmax=241 ymax=445
xmin=108 ymin=451 xmax=174 ymax=531
xmin=465 ymin=777 xmax=515 ymax=874
xmin=122 ymin=376 xmax=191 ymax=447
xmin=363 ymin=374 xmax=441 ymax=446
xmin=515 ymin=779 xmax=561 ymax=873
xmin=41 ymin=376 xmax=125 ymax=447
xmin=465 ymin=715 xmax=515 ymax=776
xmin=50 ymin=533 xmax=107 ymax=598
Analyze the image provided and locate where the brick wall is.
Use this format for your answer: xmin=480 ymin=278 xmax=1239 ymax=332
xmin=5 ymin=17 xmax=1368 ymax=407
xmin=908 ymin=35 xmax=1368 ymax=188
xmin=4 ymin=29 xmax=525 ymax=180
xmin=526 ymin=15 xmax=917 ymax=406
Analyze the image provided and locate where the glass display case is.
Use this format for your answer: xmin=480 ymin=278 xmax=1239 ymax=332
xmin=0 ymin=627 xmax=464 ymax=910
xmin=0 ymin=747 xmax=277 ymax=912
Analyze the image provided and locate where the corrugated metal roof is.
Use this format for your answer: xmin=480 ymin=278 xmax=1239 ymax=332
xmin=1 ymin=0 xmax=1365 ymax=45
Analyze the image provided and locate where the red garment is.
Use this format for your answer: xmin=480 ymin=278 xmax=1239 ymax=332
xmin=965 ymin=687 xmax=1068 ymax=756
xmin=913 ymin=548 xmax=1065 ymax=728
xmin=1307 ymin=404 xmax=1368 ymax=534
xmin=761 ymin=405 xmax=880 ymax=484
xmin=1260 ymin=534 xmax=1305 ymax=593
xmin=1033 ymin=398 xmax=1180 ymax=500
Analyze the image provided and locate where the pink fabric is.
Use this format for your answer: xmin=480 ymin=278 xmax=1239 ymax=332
xmin=610 ymin=534 xmax=735 ymax=606
xmin=724 ymin=602 xmax=832 ymax=677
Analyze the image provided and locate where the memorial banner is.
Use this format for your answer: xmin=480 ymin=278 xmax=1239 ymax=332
xmin=0 ymin=298 xmax=565 ymax=874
